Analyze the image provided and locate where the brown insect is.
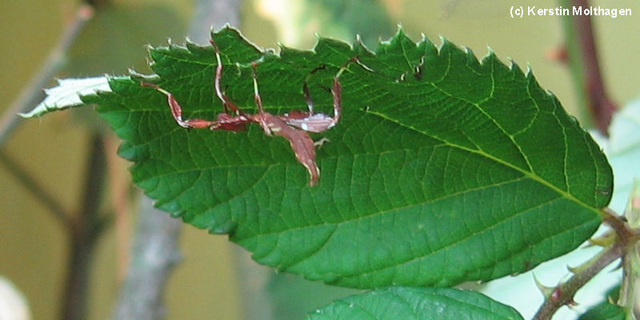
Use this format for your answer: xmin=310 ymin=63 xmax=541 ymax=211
xmin=142 ymin=40 xmax=367 ymax=186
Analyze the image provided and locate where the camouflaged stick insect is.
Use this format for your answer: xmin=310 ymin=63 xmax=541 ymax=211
xmin=142 ymin=40 xmax=367 ymax=186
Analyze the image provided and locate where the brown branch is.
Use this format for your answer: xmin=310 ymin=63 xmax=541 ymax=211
xmin=61 ymin=133 xmax=110 ymax=320
xmin=603 ymin=207 xmax=635 ymax=244
xmin=533 ymin=208 xmax=635 ymax=319
xmin=533 ymin=2 xmax=623 ymax=316
xmin=532 ymin=241 xmax=625 ymax=320
xmin=570 ymin=0 xmax=617 ymax=135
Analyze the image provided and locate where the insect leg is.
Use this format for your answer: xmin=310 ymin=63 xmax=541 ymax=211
xmin=302 ymin=65 xmax=326 ymax=115
xmin=264 ymin=114 xmax=320 ymax=187
xmin=141 ymin=82 xmax=221 ymax=129
xmin=248 ymin=62 xmax=274 ymax=136
xmin=331 ymin=57 xmax=375 ymax=123
xmin=249 ymin=63 xmax=320 ymax=186
xmin=211 ymin=39 xmax=243 ymax=116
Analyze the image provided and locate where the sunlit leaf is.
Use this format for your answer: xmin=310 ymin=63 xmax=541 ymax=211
xmin=27 ymin=26 xmax=613 ymax=288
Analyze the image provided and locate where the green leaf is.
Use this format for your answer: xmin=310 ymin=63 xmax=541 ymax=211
xmin=578 ymin=304 xmax=626 ymax=320
xmin=304 ymin=287 xmax=523 ymax=320
xmin=578 ymin=285 xmax=625 ymax=320
xmin=36 ymin=26 xmax=612 ymax=288
xmin=268 ymin=273 xmax=359 ymax=320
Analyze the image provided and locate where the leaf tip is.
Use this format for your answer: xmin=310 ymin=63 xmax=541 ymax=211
xmin=210 ymin=24 xmax=245 ymax=45
xmin=22 ymin=77 xmax=112 ymax=118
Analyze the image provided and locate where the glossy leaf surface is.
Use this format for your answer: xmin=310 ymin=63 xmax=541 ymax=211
xmin=64 ymin=27 xmax=612 ymax=288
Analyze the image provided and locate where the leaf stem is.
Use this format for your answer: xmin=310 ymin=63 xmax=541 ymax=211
xmin=533 ymin=208 xmax=636 ymax=319
xmin=604 ymin=208 xmax=636 ymax=245
xmin=532 ymin=241 xmax=624 ymax=320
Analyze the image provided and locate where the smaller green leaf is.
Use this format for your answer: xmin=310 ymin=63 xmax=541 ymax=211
xmin=578 ymin=286 xmax=625 ymax=320
xmin=579 ymin=303 xmax=625 ymax=320
xmin=304 ymin=287 xmax=523 ymax=320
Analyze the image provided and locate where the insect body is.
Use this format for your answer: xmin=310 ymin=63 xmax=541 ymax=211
xmin=142 ymin=40 xmax=365 ymax=186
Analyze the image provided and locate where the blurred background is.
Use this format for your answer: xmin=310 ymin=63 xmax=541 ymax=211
xmin=1 ymin=0 xmax=638 ymax=319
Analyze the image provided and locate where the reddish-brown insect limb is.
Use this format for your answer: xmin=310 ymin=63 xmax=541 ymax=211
xmin=247 ymin=61 xmax=320 ymax=186
xmin=141 ymin=45 xmax=370 ymax=186
xmin=282 ymin=56 xmax=370 ymax=133
xmin=211 ymin=39 xmax=243 ymax=116
xmin=302 ymin=65 xmax=327 ymax=112
xmin=141 ymin=82 xmax=212 ymax=128
xmin=302 ymin=81 xmax=315 ymax=114
xmin=210 ymin=114 xmax=249 ymax=132
xmin=331 ymin=77 xmax=342 ymax=126
xmin=262 ymin=114 xmax=320 ymax=186
xmin=249 ymin=62 xmax=272 ymax=135
xmin=141 ymin=81 xmax=248 ymax=131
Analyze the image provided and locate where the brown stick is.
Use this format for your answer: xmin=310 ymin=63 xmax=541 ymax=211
xmin=61 ymin=133 xmax=110 ymax=320
xmin=570 ymin=0 xmax=617 ymax=135
xmin=532 ymin=242 xmax=624 ymax=319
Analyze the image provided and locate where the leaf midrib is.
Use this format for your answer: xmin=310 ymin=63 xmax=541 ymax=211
xmin=364 ymin=108 xmax=597 ymax=214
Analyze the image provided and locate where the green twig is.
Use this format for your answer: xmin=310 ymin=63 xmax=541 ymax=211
xmin=533 ymin=209 xmax=636 ymax=319
xmin=532 ymin=241 xmax=624 ymax=320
